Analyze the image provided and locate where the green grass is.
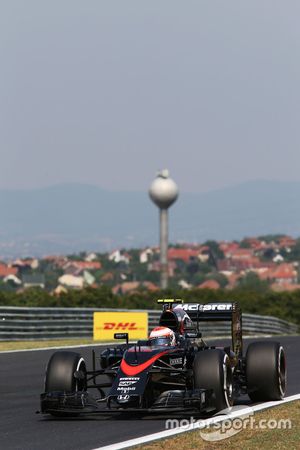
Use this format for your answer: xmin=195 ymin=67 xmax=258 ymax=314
xmin=0 ymin=338 xmax=107 ymax=351
xmin=136 ymin=401 xmax=300 ymax=450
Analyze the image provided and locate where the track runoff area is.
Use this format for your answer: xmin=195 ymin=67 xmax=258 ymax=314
xmin=96 ymin=393 xmax=300 ymax=450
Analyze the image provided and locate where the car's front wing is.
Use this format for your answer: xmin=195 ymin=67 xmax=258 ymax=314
xmin=40 ymin=388 xmax=215 ymax=416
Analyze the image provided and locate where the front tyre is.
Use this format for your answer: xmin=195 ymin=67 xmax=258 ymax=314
xmin=45 ymin=351 xmax=87 ymax=393
xmin=193 ymin=349 xmax=233 ymax=412
xmin=246 ymin=341 xmax=286 ymax=402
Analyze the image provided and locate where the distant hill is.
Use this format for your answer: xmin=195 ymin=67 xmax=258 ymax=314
xmin=0 ymin=180 xmax=299 ymax=257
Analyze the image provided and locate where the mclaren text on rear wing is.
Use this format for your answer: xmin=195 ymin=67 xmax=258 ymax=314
xmin=181 ymin=302 xmax=235 ymax=321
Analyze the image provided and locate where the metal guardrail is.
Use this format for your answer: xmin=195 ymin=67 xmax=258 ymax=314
xmin=0 ymin=307 xmax=298 ymax=341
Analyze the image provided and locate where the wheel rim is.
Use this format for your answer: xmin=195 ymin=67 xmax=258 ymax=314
xmin=223 ymin=356 xmax=233 ymax=407
xmin=75 ymin=358 xmax=87 ymax=391
xmin=278 ymin=346 xmax=286 ymax=398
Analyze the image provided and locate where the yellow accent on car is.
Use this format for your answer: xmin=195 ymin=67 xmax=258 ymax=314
xmin=157 ymin=299 xmax=183 ymax=304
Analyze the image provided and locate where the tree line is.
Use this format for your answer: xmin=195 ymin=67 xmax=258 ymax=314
xmin=0 ymin=286 xmax=299 ymax=327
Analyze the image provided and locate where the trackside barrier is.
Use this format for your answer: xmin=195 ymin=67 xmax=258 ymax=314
xmin=0 ymin=307 xmax=298 ymax=341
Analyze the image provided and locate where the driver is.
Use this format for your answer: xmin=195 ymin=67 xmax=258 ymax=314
xmin=149 ymin=326 xmax=176 ymax=347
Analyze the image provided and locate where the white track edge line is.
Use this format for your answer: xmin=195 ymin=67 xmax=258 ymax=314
xmin=95 ymin=393 xmax=300 ymax=450
xmin=0 ymin=342 xmax=116 ymax=354
xmin=0 ymin=334 xmax=280 ymax=354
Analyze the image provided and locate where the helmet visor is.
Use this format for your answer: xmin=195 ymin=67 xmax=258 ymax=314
xmin=150 ymin=336 xmax=172 ymax=346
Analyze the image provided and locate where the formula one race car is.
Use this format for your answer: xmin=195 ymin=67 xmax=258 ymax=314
xmin=40 ymin=300 xmax=287 ymax=416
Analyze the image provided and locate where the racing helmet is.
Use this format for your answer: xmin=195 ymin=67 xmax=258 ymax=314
xmin=149 ymin=326 xmax=176 ymax=346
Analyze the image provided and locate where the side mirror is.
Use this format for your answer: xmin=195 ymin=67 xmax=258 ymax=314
xmin=114 ymin=333 xmax=129 ymax=346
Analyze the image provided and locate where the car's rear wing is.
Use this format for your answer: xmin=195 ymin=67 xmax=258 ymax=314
xmin=181 ymin=302 xmax=235 ymax=321
xmin=181 ymin=302 xmax=242 ymax=358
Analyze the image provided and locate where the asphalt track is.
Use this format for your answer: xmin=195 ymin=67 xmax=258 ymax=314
xmin=0 ymin=336 xmax=299 ymax=450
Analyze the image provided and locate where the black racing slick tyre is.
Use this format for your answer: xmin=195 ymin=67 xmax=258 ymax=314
xmin=246 ymin=341 xmax=286 ymax=402
xmin=193 ymin=349 xmax=233 ymax=412
xmin=45 ymin=351 xmax=87 ymax=393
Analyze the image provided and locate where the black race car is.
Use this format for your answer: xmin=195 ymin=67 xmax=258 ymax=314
xmin=40 ymin=300 xmax=287 ymax=416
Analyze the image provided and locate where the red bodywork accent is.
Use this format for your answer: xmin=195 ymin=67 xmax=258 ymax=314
xmin=120 ymin=350 xmax=169 ymax=376
xmin=128 ymin=346 xmax=152 ymax=352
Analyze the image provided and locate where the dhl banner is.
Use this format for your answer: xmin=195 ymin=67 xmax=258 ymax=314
xmin=93 ymin=312 xmax=148 ymax=341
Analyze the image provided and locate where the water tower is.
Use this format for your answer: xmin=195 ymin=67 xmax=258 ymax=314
xmin=149 ymin=170 xmax=179 ymax=289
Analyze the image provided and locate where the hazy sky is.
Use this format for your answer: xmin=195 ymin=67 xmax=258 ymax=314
xmin=1 ymin=1 xmax=300 ymax=193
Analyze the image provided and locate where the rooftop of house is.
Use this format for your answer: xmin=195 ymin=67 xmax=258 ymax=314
xmin=63 ymin=261 xmax=101 ymax=270
xmin=112 ymin=281 xmax=159 ymax=295
xmin=225 ymin=248 xmax=254 ymax=259
xmin=271 ymin=263 xmax=297 ymax=279
xmin=255 ymin=263 xmax=297 ymax=281
xmin=101 ymin=272 xmax=114 ymax=282
xmin=198 ymin=279 xmax=220 ymax=290
xmin=0 ymin=263 xmax=18 ymax=278
xmin=168 ymin=248 xmax=200 ymax=262
xmin=278 ymin=236 xmax=297 ymax=248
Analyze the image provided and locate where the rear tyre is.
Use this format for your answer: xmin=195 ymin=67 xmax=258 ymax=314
xmin=45 ymin=351 xmax=87 ymax=393
xmin=193 ymin=349 xmax=233 ymax=412
xmin=246 ymin=341 xmax=286 ymax=402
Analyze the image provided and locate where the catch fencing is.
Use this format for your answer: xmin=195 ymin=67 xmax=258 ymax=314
xmin=0 ymin=307 xmax=298 ymax=341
